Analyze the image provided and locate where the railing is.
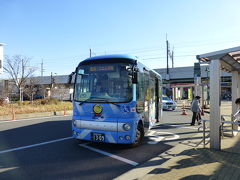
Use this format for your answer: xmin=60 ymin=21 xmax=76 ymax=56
xmin=197 ymin=119 xmax=210 ymax=148
xmin=221 ymin=114 xmax=240 ymax=137
xmin=200 ymin=115 xmax=240 ymax=148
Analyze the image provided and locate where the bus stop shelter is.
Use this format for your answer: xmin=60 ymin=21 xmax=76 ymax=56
xmin=197 ymin=46 xmax=240 ymax=150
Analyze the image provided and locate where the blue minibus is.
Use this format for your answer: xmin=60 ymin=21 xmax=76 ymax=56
xmin=71 ymin=54 xmax=162 ymax=146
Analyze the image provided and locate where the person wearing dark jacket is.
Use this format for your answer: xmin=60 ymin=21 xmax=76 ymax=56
xmin=191 ymin=96 xmax=201 ymax=126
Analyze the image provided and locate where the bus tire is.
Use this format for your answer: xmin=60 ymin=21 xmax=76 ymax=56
xmin=130 ymin=123 xmax=144 ymax=147
xmin=75 ymin=138 xmax=82 ymax=144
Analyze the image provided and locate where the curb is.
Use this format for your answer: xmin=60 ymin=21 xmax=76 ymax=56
xmin=0 ymin=110 xmax=73 ymax=121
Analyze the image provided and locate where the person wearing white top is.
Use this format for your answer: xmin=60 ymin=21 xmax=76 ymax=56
xmin=190 ymin=96 xmax=201 ymax=126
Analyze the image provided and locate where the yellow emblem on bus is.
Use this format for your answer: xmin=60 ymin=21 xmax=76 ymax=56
xmin=93 ymin=104 xmax=103 ymax=114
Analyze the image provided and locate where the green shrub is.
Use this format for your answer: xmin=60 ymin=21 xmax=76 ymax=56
xmin=22 ymin=101 xmax=30 ymax=105
xmin=33 ymin=98 xmax=60 ymax=105
xmin=17 ymin=100 xmax=23 ymax=106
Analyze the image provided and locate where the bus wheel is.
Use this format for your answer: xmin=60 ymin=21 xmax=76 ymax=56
xmin=75 ymin=138 xmax=82 ymax=144
xmin=131 ymin=124 xmax=144 ymax=147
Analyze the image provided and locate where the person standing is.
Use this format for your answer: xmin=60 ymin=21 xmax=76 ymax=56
xmin=191 ymin=96 xmax=201 ymax=126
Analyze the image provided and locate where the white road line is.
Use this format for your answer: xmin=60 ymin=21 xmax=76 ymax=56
xmin=0 ymin=137 xmax=73 ymax=154
xmin=164 ymin=124 xmax=199 ymax=130
xmin=0 ymin=115 xmax=72 ymax=124
xmin=79 ymin=144 xmax=139 ymax=166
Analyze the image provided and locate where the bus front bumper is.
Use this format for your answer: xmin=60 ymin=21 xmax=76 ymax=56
xmin=72 ymin=120 xmax=136 ymax=144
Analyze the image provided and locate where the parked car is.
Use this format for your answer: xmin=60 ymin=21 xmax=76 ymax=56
xmin=162 ymin=96 xmax=177 ymax=110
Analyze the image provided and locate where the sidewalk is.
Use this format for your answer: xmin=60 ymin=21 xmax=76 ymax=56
xmin=116 ymin=102 xmax=240 ymax=180
xmin=116 ymin=131 xmax=240 ymax=180
xmin=140 ymin=134 xmax=240 ymax=180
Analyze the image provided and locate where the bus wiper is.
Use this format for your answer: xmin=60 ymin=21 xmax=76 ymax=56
xmin=89 ymin=97 xmax=121 ymax=107
xmin=79 ymin=97 xmax=100 ymax=105
xmin=79 ymin=97 xmax=120 ymax=107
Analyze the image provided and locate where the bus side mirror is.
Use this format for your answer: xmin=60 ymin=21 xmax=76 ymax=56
xmin=133 ymin=71 xmax=138 ymax=84
xmin=68 ymin=72 xmax=76 ymax=84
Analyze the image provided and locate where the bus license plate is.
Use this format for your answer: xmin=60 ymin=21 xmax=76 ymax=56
xmin=92 ymin=133 xmax=105 ymax=142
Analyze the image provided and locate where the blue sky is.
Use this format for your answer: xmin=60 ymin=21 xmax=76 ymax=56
xmin=1 ymin=0 xmax=240 ymax=77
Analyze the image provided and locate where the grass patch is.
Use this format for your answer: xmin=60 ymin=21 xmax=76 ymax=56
xmin=0 ymin=99 xmax=73 ymax=116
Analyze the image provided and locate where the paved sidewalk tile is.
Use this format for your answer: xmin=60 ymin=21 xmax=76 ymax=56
xmin=142 ymin=147 xmax=240 ymax=180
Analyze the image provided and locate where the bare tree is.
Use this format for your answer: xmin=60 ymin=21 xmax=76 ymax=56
xmin=24 ymin=77 xmax=41 ymax=102
xmin=3 ymin=55 xmax=36 ymax=101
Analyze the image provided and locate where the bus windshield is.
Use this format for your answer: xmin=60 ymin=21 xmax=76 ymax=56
xmin=74 ymin=63 xmax=133 ymax=103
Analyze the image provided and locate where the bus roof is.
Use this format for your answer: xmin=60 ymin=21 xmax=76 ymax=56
xmin=78 ymin=54 xmax=138 ymax=66
xmin=77 ymin=54 xmax=162 ymax=79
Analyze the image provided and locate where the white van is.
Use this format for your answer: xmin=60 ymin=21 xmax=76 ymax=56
xmin=162 ymin=96 xmax=177 ymax=110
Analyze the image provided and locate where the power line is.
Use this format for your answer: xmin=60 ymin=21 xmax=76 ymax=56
xmin=31 ymin=39 xmax=240 ymax=64
xmin=141 ymin=54 xmax=195 ymax=61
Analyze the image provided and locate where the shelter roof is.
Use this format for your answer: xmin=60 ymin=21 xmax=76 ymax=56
xmin=196 ymin=46 xmax=240 ymax=72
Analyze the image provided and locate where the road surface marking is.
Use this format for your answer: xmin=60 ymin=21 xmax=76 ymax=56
xmin=0 ymin=115 xmax=72 ymax=124
xmin=164 ymin=124 xmax=199 ymax=130
xmin=0 ymin=137 xmax=73 ymax=154
xmin=79 ymin=144 xmax=139 ymax=166
xmin=147 ymin=130 xmax=180 ymax=144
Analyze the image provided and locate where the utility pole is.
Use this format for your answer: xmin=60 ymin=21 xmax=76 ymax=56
xmin=166 ymin=35 xmax=170 ymax=97
xmin=90 ymin=48 xmax=92 ymax=57
xmin=41 ymin=59 xmax=44 ymax=76
xmin=166 ymin=39 xmax=169 ymax=75
xmin=50 ymin=72 xmax=53 ymax=88
xmin=171 ymin=47 xmax=174 ymax=68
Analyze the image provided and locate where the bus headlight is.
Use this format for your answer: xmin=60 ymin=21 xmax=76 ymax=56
xmin=123 ymin=123 xmax=131 ymax=131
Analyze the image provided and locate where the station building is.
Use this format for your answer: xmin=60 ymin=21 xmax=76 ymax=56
xmin=155 ymin=65 xmax=232 ymax=102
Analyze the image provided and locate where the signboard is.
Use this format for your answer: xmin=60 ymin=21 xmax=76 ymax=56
xmin=0 ymin=44 xmax=3 ymax=74
xmin=194 ymin=63 xmax=201 ymax=78
xmin=188 ymin=88 xmax=192 ymax=100
xmin=90 ymin=66 xmax=114 ymax=72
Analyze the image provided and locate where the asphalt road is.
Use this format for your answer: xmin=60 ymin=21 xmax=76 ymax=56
xmin=0 ymin=110 xmax=207 ymax=180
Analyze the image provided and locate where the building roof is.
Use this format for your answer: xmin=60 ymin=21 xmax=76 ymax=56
xmin=154 ymin=65 xmax=231 ymax=80
xmin=25 ymin=75 xmax=71 ymax=85
xmin=197 ymin=46 xmax=240 ymax=72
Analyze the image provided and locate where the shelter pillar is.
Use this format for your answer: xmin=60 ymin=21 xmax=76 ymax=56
xmin=180 ymin=87 xmax=183 ymax=100
xmin=232 ymin=71 xmax=240 ymax=135
xmin=239 ymin=72 xmax=240 ymax=99
xmin=172 ymin=87 xmax=176 ymax=100
xmin=210 ymin=60 xmax=221 ymax=150
xmin=232 ymin=71 xmax=239 ymax=114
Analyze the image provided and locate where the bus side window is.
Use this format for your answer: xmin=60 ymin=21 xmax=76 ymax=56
xmin=136 ymin=72 xmax=145 ymax=113
xmin=137 ymin=72 xmax=144 ymax=101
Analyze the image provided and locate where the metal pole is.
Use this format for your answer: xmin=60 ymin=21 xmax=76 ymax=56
xmin=41 ymin=59 xmax=44 ymax=76
xmin=166 ymin=40 xmax=169 ymax=75
xmin=203 ymin=120 xmax=206 ymax=148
